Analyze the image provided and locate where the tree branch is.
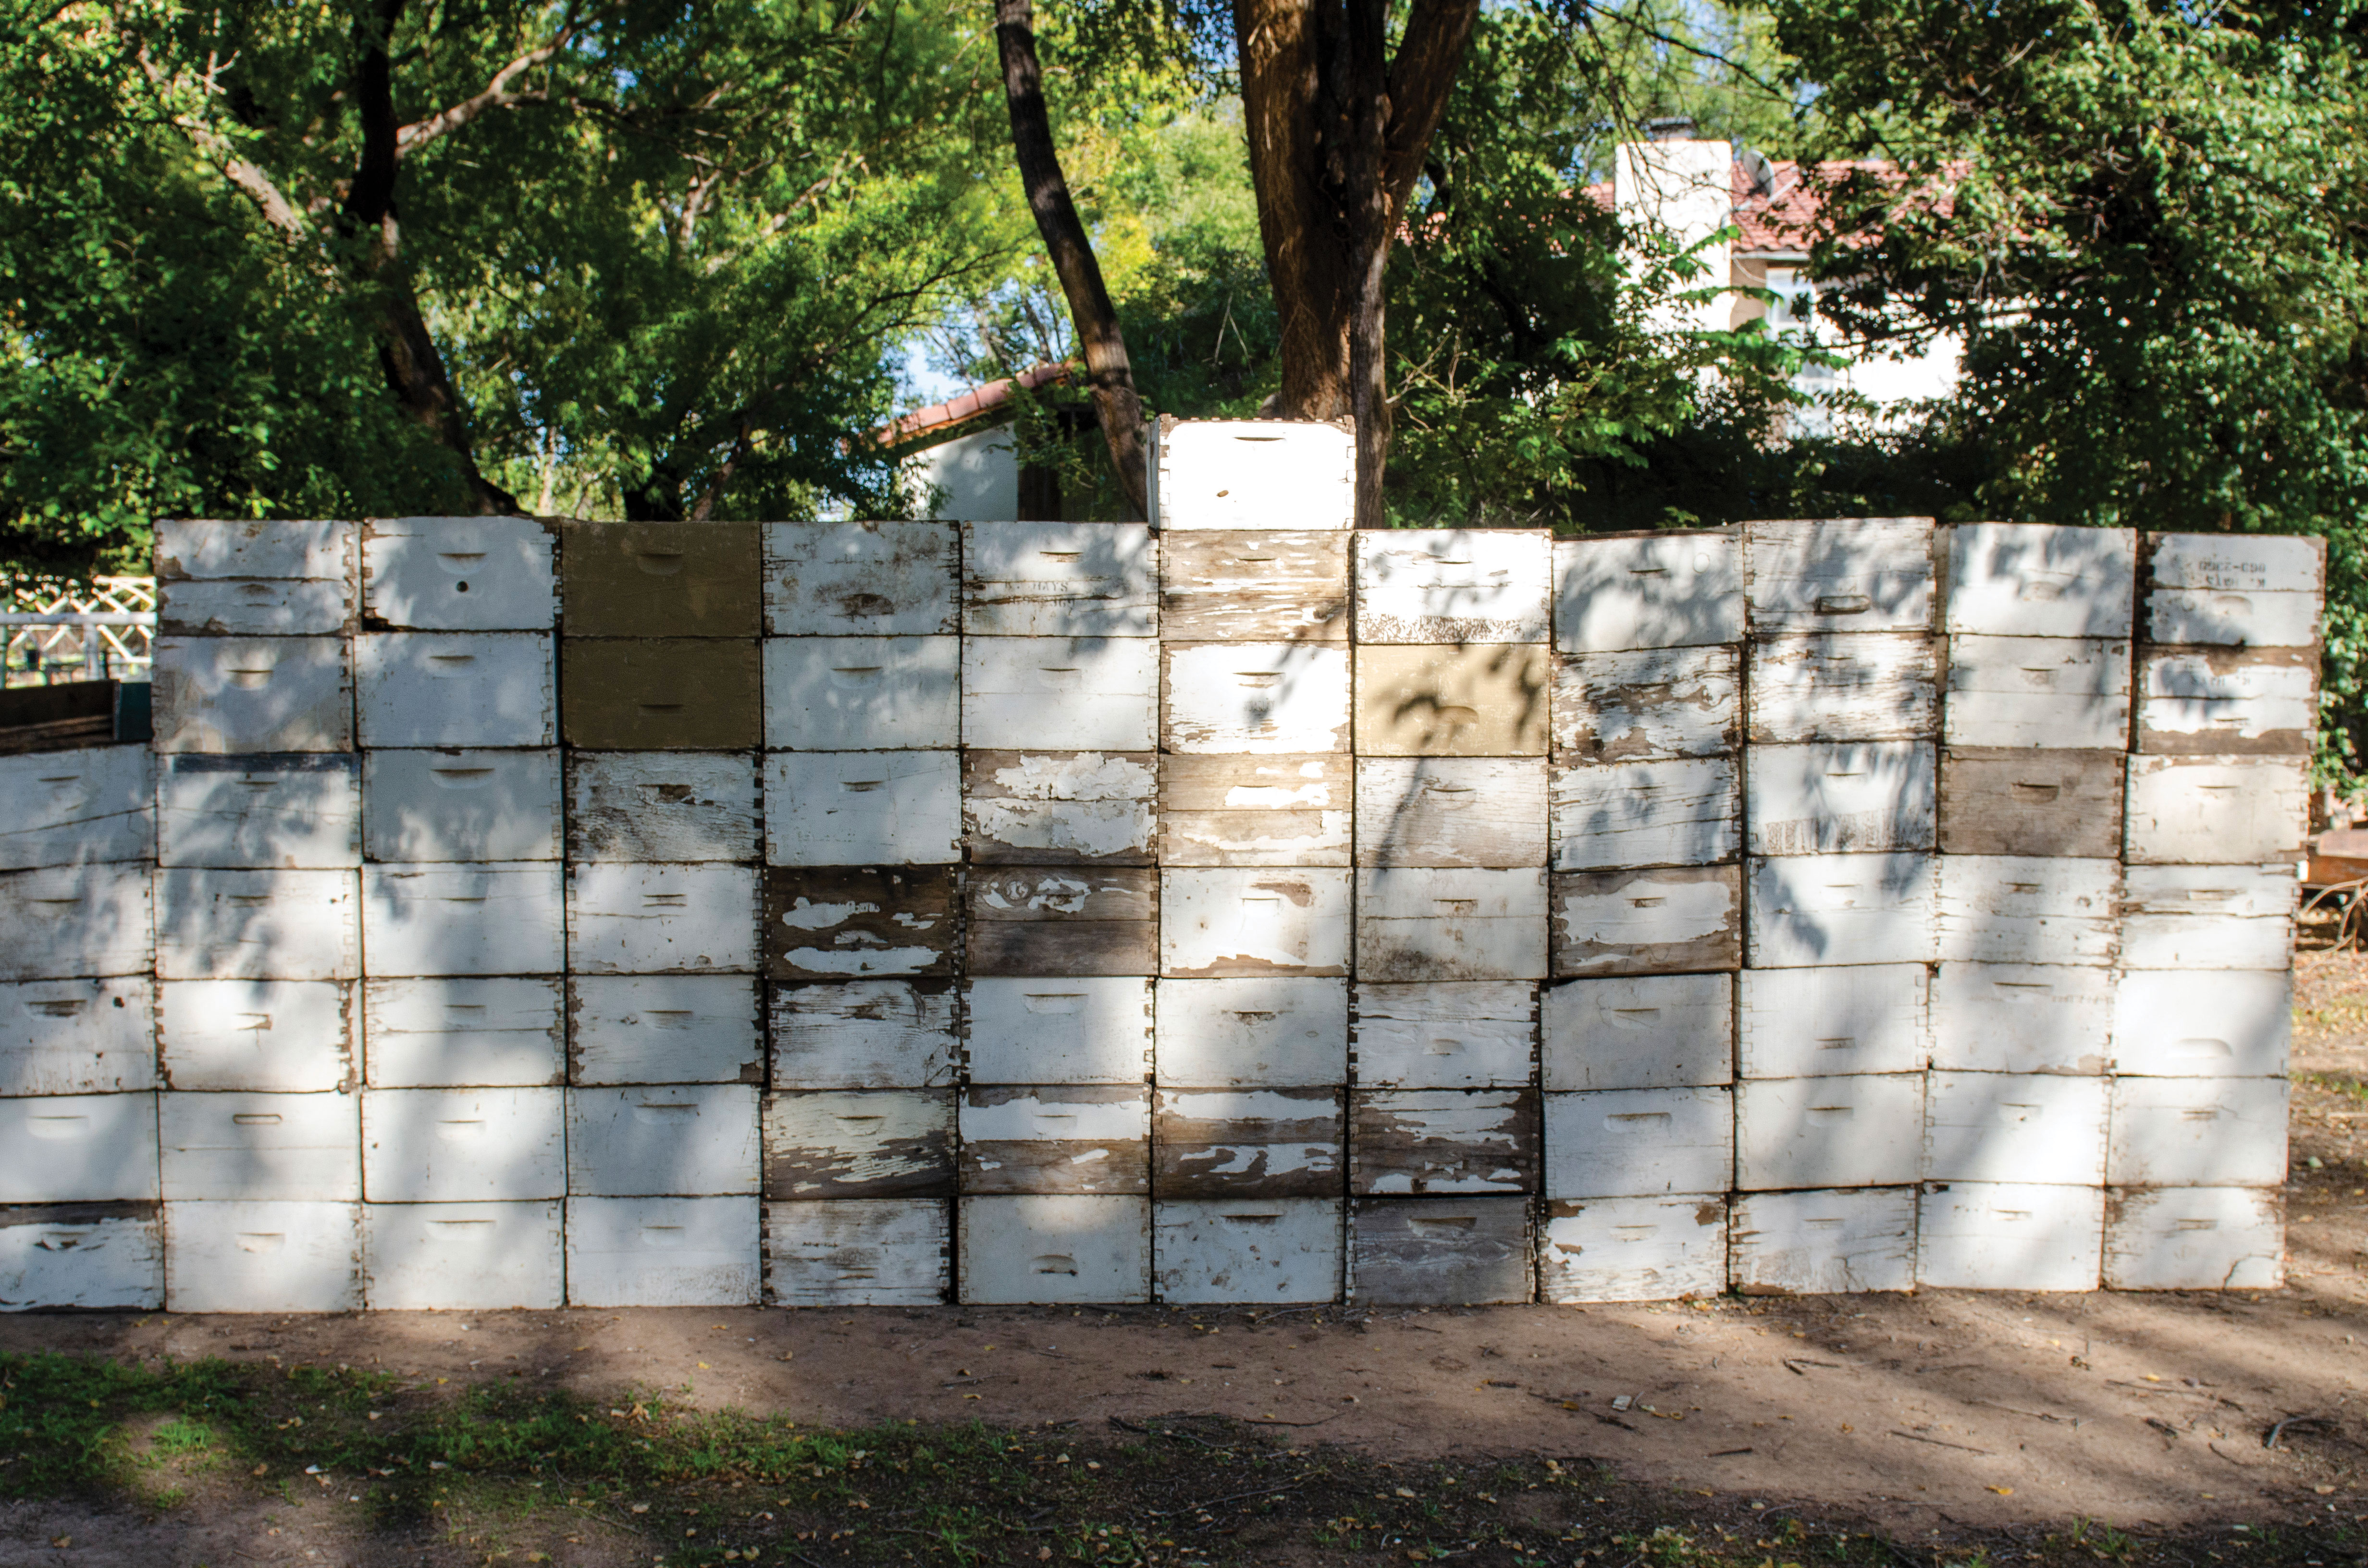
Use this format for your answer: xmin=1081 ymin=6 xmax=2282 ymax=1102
xmin=133 ymin=44 xmax=309 ymax=242
xmin=396 ymin=26 xmax=578 ymax=159
xmin=1381 ymin=0 xmax=1480 ymax=219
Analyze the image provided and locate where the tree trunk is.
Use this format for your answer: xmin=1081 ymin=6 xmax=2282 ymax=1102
xmin=993 ymin=0 xmax=1150 ymax=520
xmin=1233 ymin=0 xmax=1479 ymax=526
xmin=343 ymin=0 xmax=520 ymax=514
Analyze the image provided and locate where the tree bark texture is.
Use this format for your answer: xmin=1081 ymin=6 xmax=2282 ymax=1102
xmin=1233 ymin=0 xmax=1478 ymax=525
xmin=342 ymin=0 xmax=520 ymax=514
xmin=994 ymin=0 xmax=1150 ymax=521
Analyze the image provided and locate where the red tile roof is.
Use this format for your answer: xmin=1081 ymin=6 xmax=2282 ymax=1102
xmin=878 ymin=361 xmax=1073 ymax=448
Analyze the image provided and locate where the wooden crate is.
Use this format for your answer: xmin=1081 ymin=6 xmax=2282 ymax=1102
xmin=157 ymin=867 xmax=360 ymax=981
xmin=1944 ymin=636 xmax=2132 ymax=749
xmin=1944 ymin=523 xmax=2134 ymax=638
xmin=160 ymin=978 xmax=353 ymax=1092
xmin=1737 ymin=964 xmax=1927 ymax=1079
xmin=767 ymin=751 xmax=962 ymax=866
xmin=958 ymin=1193 xmax=1150 ymax=1304
xmin=1743 ymin=516 xmax=1933 ymax=632
xmin=962 ymin=521 xmax=1156 ymax=637
xmin=1550 ymin=864 xmax=1741 ymax=977
xmin=164 ymin=1200 xmax=362 ymax=1312
xmin=2124 ymin=755 xmax=2307 ymax=864
xmin=360 ymin=1087 xmax=566 ymax=1201
xmin=768 ymin=979 xmax=958 ymax=1089
xmin=158 ymin=519 xmax=355 ymax=636
xmin=765 ymin=1197 xmax=949 ymax=1306
xmin=1541 ymin=1086 xmax=1729 ymax=1199
xmin=1153 ymin=1197 xmax=1341 ymax=1303
xmin=1549 ymin=756 xmax=1736 ymax=870
xmin=1552 ymin=532 xmax=1743 ymax=653
xmin=1551 ymin=646 xmax=1740 ymax=762
xmin=1157 ymin=531 xmax=1349 ymax=642
xmin=1938 ymin=748 xmax=2124 ymax=858
xmin=558 ymin=521 xmax=761 ymax=637
xmin=567 ymin=974 xmax=761 ymax=1085
xmin=1930 ymin=962 xmax=2112 ymax=1076
xmin=1733 ymin=1074 xmax=1923 ymax=1190
xmin=1745 ymin=852 xmax=1936 ymax=969
xmin=964 ymin=976 xmax=1151 ymax=1085
xmin=1355 ymin=530 xmax=1552 ymax=644
xmin=1157 ymin=754 xmax=1351 ymax=867
xmin=159 ymin=1089 xmax=359 ymax=1200
xmin=561 ymin=639 xmax=760 ymax=751
xmin=362 ymin=977 xmax=564 ymax=1089
xmin=362 ymin=1200 xmax=564 ymax=1311
xmin=1354 ymin=980 xmax=1536 ymax=1089
xmin=361 ymin=517 xmax=556 ymax=631
xmin=1748 ymin=633 xmax=1936 ymax=743
xmin=0 ymin=1094 xmax=160 ymax=1203
xmin=1541 ymin=973 xmax=1731 ymax=1091
xmin=1151 ymin=977 xmax=1348 ymax=1087
xmin=762 ymin=520 xmax=958 ymax=637
xmin=0 ymin=1201 xmax=163 ymax=1311
xmin=1357 ymin=867 xmax=1547 ymax=982
xmin=1747 ymin=742 xmax=1933 ymax=857
xmin=1161 ymin=868 xmax=1352 ymax=978
xmin=1729 ymin=1187 xmax=1916 ymax=1295
xmin=2137 ymin=646 xmax=2315 ymax=754
xmin=357 ymin=632 xmax=555 ymax=748
xmin=1353 ymin=644 xmax=1549 ymax=756
xmin=0 ymin=863 xmax=153 ymax=982
xmin=1365 ymin=757 xmax=1550 ymax=869
xmin=362 ymin=748 xmax=560 ymax=863
xmin=2111 ymin=969 xmax=2289 ymax=1079
xmin=1155 ymin=419 xmax=1355 ymax=532
xmin=0 ymin=746 xmax=154 ymax=871
xmin=764 ymin=866 xmax=958 ymax=981
xmin=962 ymin=751 xmax=1157 ymax=865
xmin=2145 ymin=531 xmax=2323 ymax=649
xmin=1154 ymin=1087 xmax=1343 ymax=1198
xmin=1161 ymin=641 xmax=1351 ymax=753
xmin=564 ymin=1195 xmax=760 ymax=1306
xmin=2120 ymin=861 xmax=2296 ymax=971
xmin=2103 ymin=1186 xmax=2282 ymax=1290
xmin=968 ymin=867 xmax=1156 ymax=977
xmin=962 ymin=637 xmax=1159 ymax=752
xmin=1936 ymin=854 xmax=2120 ymax=966
xmin=1348 ymin=1196 xmax=1533 ymax=1305
xmin=1537 ymin=1193 xmax=1727 ymax=1303
xmin=150 ymin=636 xmax=352 ymax=754
xmin=1916 ymin=1182 xmax=2102 ymax=1291
xmin=567 ymin=752 xmax=759 ymax=864
xmin=565 ymin=1084 xmax=761 ymax=1197
xmin=158 ymin=754 xmax=358 ymax=870
xmin=761 ymin=1089 xmax=955 ymax=1199
xmin=1350 ymin=1088 xmax=1538 ymax=1195
xmin=958 ymin=1086 xmax=1151 ymax=1194
xmin=762 ymin=637 xmax=961 ymax=750
xmin=1924 ymin=1072 xmax=2107 ymax=1186
xmin=0 ymin=976 xmax=155 ymax=1096
xmin=565 ymin=863 xmax=758 ymax=975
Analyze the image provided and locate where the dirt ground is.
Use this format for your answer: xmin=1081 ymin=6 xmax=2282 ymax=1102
xmin=4 ymin=956 xmax=2366 ymax=1564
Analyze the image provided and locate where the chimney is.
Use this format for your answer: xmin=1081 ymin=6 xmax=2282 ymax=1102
xmin=1644 ymin=116 xmax=1698 ymax=143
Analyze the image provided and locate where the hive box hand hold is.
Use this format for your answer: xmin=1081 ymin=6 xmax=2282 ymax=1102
xmin=762 ymin=520 xmax=958 ymax=637
xmin=156 ymin=519 xmax=355 ymax=637
xmin=362 ymin=517 xmax=556 ymax=630
xmin=562 ymin=640 xmax=761 ymax=751
xmin=560 ymin=521 xmax=761 ymax=637
xmin=765 ymin=867 xmax=958 ymax=981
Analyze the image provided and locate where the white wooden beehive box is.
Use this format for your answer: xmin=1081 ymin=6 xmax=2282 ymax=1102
xmin=362 ymin=516 xmax=556 ymax=630
xmin=355 ymin=632 xmax=554 ymax=747
xmin=159 ymin=754 xmax=358 ymax=869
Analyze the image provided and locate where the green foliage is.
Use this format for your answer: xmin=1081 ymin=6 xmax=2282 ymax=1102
xmin=1773 ymin=0 xmax=2368 ymax=774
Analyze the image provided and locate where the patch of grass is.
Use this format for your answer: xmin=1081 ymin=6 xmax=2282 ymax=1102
xmin=4 ymin=1352 xmax=2366 ymax=1566
xmin=2299 ymin=1070 xmax=2368 ymax=1104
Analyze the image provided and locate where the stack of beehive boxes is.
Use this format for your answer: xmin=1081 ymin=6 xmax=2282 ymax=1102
xmin=559 ymin=522 xmax=765 ymax=1307
xmin=1346 ymin=523 xmax=1550 ymax=1303
xmin=2106 ymin=534 xmax=2316 ymax=1288
xmin=760 ymin=519 xmax=962 ymax=1306
xmin=1539 ymin=532 xmax=1742 ymax=1301
xmin=1153 ymin=427 xmax=1357 ymax=1304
